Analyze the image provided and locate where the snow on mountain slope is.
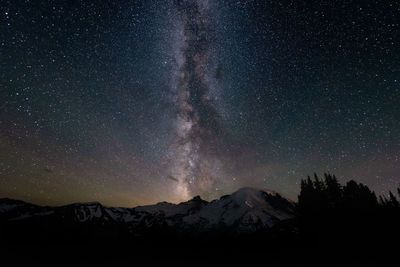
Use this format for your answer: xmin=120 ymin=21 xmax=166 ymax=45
xmin=0 ymin=187 xmax=295 ymax=232
xmin=61 ymin=202 xmax=144 ymax=223
xmin=0 ymin=203 xmax=23 ymax=213
xmin=135 ymin=196 xmax=208 ymax=217
xmin=105 ymin=207 xmax=142 ymax=223
xmin=183 ymin=187 xmax=295 ymax=230
xmin=0 ymin=198 xmax=34 ymax=212
xmin=69 ymin=202 xmax=104 ymax=222
xmin=0 ymin=198 xmax=51 ymax=221
xmin=9 ymin=211 xmax=55 ymax=221
xmin=135 ymin=201 xmax=179 ymax=216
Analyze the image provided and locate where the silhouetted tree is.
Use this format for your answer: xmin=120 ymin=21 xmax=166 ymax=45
xmin=342 ymin=180 xmax=378 ymax=209
xmin=378 ymin=189 xmax=400 ymax=208
xmin=379 ymin=195 xmax=387 ymax=206
xmin=324 ymin=173 xmax=342 ymax=208
xmin=298 ymin=173 xmax=379 ymax=213
xmin=389 ymin=191 xmax=399 ymax=207
xmin=298 ymin=176 xmax=317 ymax=214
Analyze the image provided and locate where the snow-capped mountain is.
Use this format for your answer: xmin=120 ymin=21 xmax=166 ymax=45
xmin=183 ymin=187 xmax=295 ymax=231
xmin=0 ymin=187 xmax=295 ymax=233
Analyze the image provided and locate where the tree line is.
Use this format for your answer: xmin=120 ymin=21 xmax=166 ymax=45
xmin=298 ymin=173 xmax=400 ymax=214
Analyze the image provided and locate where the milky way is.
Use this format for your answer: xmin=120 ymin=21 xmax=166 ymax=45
xmin=168 ymin=0 xmax=224 ymax=199
xmin=1 ymin=0 xmax=399 ymax=206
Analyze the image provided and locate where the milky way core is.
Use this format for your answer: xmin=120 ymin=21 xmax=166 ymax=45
xmin=168 ymin=0 xmax=223 ymax=199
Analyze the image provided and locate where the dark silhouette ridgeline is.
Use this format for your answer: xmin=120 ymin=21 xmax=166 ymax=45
xmin=1 ymin=173 xmax=399 ymax=266
xmin=298 ymin=173 xmax=400 ymax=212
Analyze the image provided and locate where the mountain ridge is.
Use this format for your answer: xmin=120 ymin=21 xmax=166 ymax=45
xmin=0 ymin=187 xmax=295 ymax=234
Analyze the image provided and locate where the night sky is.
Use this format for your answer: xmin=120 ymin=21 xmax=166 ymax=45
xmin=1 ymin=0 xmax=399 ymax=207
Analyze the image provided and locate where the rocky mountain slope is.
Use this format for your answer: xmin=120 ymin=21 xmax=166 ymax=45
xmin=0 ymin=187 xmax=295 ymax=235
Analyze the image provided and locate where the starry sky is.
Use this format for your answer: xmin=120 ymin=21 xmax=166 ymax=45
xmin=1 ymin=0 xmax=399 ymax=207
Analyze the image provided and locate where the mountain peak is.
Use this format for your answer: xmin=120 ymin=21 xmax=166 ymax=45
xmin=0 ymin=188 xmax=295 ymax=232
xmin=230 ymin=187 xmax=290 ymax=202
xmin=234 ymin=186 xmax=278 ymax=195
xmin=71 ymin=201 xmax=102 ymax=207
xmin=188 ymin=195 xmax=206 ymax=203
xmin=230 ymin=187 xmax=270 ymax=201
xmin=234 ymin=187 xmax=263 ymax=195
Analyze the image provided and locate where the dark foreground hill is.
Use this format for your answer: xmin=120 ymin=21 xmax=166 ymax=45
xmin=1 ymin=182 xmax=400 ymax=266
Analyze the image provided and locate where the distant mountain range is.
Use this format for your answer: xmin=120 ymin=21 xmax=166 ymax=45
xmin=0 ymin=187 xmax=295 ymax=236
xmin=2 ymin=185 xmax=399 ymax=266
